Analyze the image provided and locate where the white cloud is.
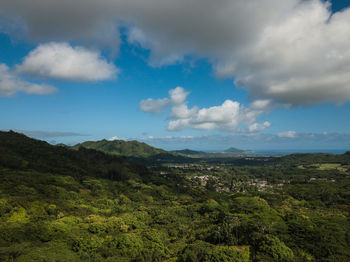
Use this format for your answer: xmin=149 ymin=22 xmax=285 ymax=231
xmin=170 ymin=103 xmax=199 ymax=119
xmin=0 ymin=63 xmax=56 ymax=97
xmin=109 ymin=136 xmax=123 ymax=141
xmin=141 ymin=87 xmax=271 ymax=132
xmin=168 ymin=100 xmax=241 ymax=131
xmin=2 ymin=0 xmax=350 ymax=105
xmin=167 ymin=100 xmax=271 ymax=132
xmin=16 ymin=42 xmax=118 ymax=81
xmin=277 ymin=131 xmax=297 ymax=138
xmin=139 ymin=98 xmax=170 ymax=113
xmin=140 ymin=86 xmax=195 ymax=115
xmin=168 ymin=87 xmax=199 ymax=118
xmin=169 ymin=86 xmax=189 ymax=105
xmin=248 ymin=122 xmax=271 ymax=133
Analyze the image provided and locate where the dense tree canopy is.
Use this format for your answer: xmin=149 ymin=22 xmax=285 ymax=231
xmin=0 ymin=131 xmax=349 ymax=261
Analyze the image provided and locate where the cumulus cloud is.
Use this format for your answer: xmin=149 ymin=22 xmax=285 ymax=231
xmin=170 ymin=103 xmax=199 ymax=119
xmin=167 ymin=100 xmax=271 ymax=132
xmin=139 ymin=98 xmax=170 ymax=113
xmin=248 ymin=122 xmax=272 ymax=133
xmin=277 ymin=131 xmax=297 ymax=138
xmin=108 ymin=136 xmax=123 ymax=141
xmin=168 ymin=100 xmax=240 ymax=131
xmin=139 ymin=86 xmax=194 ymax=115
xmin=141 ymin=87 xmax=271 ymax=132
xmin=217 ymin=0 xmax=350 ymax=106
xmin=0 ymin=63 xmax=56 ymax=97
xmin=16 ymin=42 xmax=118 ymax=81
xmin=168 ymin=87 xmax=199 ymax=118
xmin=169 ymin=86 xmax=189 ymax=105
xmin=2 ymin=0 xmax=350 ymax=105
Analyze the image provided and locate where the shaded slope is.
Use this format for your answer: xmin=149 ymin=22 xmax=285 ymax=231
xmin=0 ymin=131 xmax=146 ymax=181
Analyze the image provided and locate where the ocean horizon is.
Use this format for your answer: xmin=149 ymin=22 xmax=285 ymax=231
xmin=251 ymin=149 xmax=348 ymax=155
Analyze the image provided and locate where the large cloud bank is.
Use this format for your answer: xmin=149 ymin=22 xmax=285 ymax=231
xmin=1 ymin=0 xmax=350 ymax=105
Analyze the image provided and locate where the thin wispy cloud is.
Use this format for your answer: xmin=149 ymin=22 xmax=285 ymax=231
xmin=277 ymin=131 xmax=297 ymax=139
xmin=0 ymin=64 xmax=56 ymax=97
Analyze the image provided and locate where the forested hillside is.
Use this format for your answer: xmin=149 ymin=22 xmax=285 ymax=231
xmin=0 ymin=131 xmax=349 ymax=261
xmin=73 ymin=139 xmax=168 ymax=158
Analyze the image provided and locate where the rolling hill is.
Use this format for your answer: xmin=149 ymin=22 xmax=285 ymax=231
xmin=72 ymin=139 xmax=192 ymax=163
xmin=72 ymin=139 xmax=167 ymax=158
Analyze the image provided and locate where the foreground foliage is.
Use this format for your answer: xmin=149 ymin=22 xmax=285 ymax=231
xmin=0 ymin=131 xmax=349 ymax=261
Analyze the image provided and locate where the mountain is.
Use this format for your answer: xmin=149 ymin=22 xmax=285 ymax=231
xmin=0 ymin=130 xmax=145 ymax=181
xmin=224 ymin=147 xmax=252 ymax=154
xmin=72 ymin=139 xmax=191 ymax=163
xmin=172 ymin=149 xmax=207 ymax=156
xmin=72 ymin=139 xmax=167 ymax=158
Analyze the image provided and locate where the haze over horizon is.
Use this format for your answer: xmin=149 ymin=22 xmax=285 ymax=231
xmin=2 ymin=0 xmax=350 ymax=151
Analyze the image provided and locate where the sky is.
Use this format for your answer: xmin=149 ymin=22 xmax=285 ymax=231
xmin=1 ymin=0 xmax=350 ymax=151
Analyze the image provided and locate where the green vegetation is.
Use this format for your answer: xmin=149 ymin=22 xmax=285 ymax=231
xmin=73 ymin=139 xmax=168 ymax=158
xmin=72 ymin=139 xmax=192 ymax=163
xmin=0 ymin=131 xmax=350 ymax=261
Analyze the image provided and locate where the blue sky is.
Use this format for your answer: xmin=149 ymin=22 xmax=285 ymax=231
xmin=1 ymin=0 xmax=350 ymax=151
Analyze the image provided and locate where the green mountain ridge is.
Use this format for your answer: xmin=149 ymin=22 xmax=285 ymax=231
xmin=0 ymin=131 xmax=148 ymax=182
xmin=71 ymin=139 xmax=194 ymax=163
xmin=73 ymin=139 xmax=168 ymax=158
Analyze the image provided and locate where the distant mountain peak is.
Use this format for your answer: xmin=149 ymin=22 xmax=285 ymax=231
xmin=224 ymin=147 xmax=251 ymax=154
xmin=172 ymin=149 xmax=206 ymax=155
